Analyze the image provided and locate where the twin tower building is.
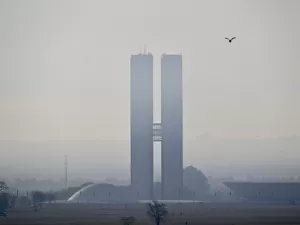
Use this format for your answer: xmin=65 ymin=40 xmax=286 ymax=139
xmin=130 ymin=52 xmax=183 ymax=200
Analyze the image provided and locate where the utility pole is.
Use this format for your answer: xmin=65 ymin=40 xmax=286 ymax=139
xmin=64 ymin=155 xmax=68 ymax=189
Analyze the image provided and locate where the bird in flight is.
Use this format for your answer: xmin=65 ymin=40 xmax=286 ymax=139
xmin=225 ymin=37 xmax=236 ymax=43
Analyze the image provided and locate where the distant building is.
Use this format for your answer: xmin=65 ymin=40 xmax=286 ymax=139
xmin=67 ymin=182 xmax=200 ymax=203
xmin=130 ymin=53 xmax=183 ymax=200
xmin=161 ymin=54 xmax=183 ymax=200
xmin=183 ymin=166 xmax=209 ymax=195
xmin=130 ymin=53 xmax=154 ymax=200
xmin=223 ymin=181 xmax=300 ymax=202
xmin=67 ymin=183 xmax=133 ymax=203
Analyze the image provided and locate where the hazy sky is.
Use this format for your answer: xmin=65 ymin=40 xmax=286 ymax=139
xmin=0 ymin=0 xmax=300 ymax=142
xmin=1 ymin=0 xmax=300 ymax=181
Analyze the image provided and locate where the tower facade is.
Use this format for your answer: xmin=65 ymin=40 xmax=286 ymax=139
xmin=130 ymin=53 xmax=183 ymax=200
xmin=161 ymin=54 xmax=183 ymax=200
xmin=130 ymin=53 xmax=154 ymax=200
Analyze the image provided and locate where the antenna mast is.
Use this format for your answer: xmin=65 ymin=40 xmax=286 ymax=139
xmin=64 ymin=155 xmax=68 ymax=189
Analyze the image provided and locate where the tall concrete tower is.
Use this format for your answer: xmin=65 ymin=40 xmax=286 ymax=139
xmin=130 ymin=53 xmax=154 ymax=200
xmin=161 ymin=54 xmax=183 ymax=200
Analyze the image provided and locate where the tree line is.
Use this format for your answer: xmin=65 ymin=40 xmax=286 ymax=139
xmin=1 ymin=181 xmax=174 ymax=225
xmin=0 ymin=181 xmax=60 ymax=215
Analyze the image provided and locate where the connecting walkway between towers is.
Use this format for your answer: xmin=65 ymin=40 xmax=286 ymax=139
xmin=153 ymin=122 xmax=162 ymax=142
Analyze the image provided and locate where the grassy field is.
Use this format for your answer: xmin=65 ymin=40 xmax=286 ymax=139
xmin=1 ymin=202 xmax=300 ymax=224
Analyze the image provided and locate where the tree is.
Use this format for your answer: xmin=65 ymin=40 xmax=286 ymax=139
xmin=121 ymin=216 xmax=135 ymax=225
xmin=8 ymin=194 xmax=17 ymax=209
xmin=46 ymin=192 xmax=56 ymax=203
xmin=0 ymin=181 xmax=9 ymax=216
xmin=0 ymin=181 xmax=8 ymax=192
xmin=31 ymin=191 xmax=46 ymax=204
xmin=147 ymin=201 xmax=168 ymax=225
xmin=0 ymin=193 xmax=9 ymax=217
xmin=16 ymin=196 xmax=31 ymax=207
xmin=31 ymin=191 xmax=46 ymax=211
